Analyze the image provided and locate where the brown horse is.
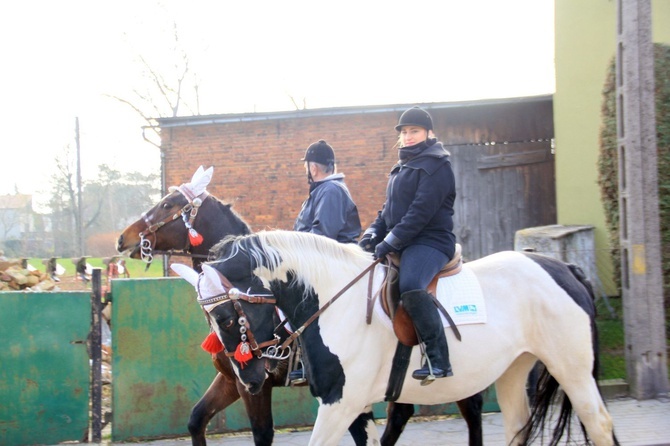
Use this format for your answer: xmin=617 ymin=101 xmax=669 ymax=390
xmin=117 ymin=166 xmax=483 ymax=446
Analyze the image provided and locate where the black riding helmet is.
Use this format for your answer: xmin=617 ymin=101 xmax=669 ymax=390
xmin=301 ymin=140 xmax=336 ymax=166
xmin=395 ymin=106 xmax=433 ymax=132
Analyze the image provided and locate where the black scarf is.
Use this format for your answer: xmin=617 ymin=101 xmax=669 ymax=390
xmin=398 ymin=138 xmax=437 ymax=162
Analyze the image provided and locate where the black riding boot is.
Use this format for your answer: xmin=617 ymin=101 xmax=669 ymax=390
xmin=401 ymin=289 xmax=453 ymax=383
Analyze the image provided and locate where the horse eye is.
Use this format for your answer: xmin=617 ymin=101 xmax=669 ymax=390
xmin=224 ymin=319 xmax=234 ymax=330
xmin=162 ymin=202 xmax=171 ymax=209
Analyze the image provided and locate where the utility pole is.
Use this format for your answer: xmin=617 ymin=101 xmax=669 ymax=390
xmin=75 ymin=117 xmax=85 ymax=256
xmin=616 ymin=0 xmax=669 ymax=399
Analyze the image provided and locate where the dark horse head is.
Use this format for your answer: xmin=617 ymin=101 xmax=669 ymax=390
xmin=116 ymin=166 xmax=251 ymax=272
xmin=197 ymin=232 xmax=350 ymax=403
xmin=173 ymin=236 xmax=282 ymax=394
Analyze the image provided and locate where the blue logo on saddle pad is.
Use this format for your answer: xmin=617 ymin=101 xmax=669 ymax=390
xmin=453 ymin=304 xmax=477 ymax=314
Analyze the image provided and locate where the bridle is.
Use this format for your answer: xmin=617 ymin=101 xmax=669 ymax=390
xmin=138 ymin=185 xmax=209 ymax=264
xmin=198 ymin=257 xmax=383 ymax=362
xmin=196 ymin=271 xmax=286 ymax=361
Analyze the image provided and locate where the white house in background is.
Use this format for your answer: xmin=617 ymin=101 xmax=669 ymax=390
xmin=0 ymin=194 xmax=33 ymax=241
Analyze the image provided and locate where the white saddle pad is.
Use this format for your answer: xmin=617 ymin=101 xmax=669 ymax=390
xmin=374 ymin=266 xmax=487 ymax=330
xmin=434 ymin=267 xmax=487 ymax=327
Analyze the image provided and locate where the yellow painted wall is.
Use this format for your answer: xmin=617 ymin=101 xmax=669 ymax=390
xmin=554 ymin=0 xmax=670 ymax=294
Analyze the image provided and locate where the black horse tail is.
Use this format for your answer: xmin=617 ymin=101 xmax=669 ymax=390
xmin=516 ymin=256 xmax=620 ymax=446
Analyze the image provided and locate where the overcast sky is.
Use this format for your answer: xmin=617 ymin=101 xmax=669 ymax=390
xmin=0 ymin=0 xmax=555 ymax=207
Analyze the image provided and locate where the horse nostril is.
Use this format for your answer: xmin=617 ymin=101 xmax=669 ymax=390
xmin=117 ymin=235 xmax=124 ymax=250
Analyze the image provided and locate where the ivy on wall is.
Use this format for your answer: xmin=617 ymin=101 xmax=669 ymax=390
xmin=598 ymin=43 xmax=670 ymax=309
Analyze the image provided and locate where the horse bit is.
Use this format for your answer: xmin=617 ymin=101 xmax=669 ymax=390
xmin=139 ymin=185 xmax=208 ymax=264
xmin=196 ymin=273 xmax=289 ymax=361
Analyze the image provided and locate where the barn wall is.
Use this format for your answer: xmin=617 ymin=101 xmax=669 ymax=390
xmin=158 ymin=96 xmax=554 ymax=259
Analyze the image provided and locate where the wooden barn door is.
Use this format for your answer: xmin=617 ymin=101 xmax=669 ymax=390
xmin=450 ymin=139 xmax=556 ymax=260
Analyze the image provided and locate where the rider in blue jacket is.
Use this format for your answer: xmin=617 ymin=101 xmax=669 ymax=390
xmin=360 ymin=106 xmax=455 ymax=383
xmin=291 ymin=139 xmax=362 ymax=384
xmin=294 ymin=140 xmax=362 ymax=244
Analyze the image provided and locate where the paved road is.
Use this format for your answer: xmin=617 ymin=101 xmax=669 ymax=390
xmin=117 ymin=396 xmax=670 ymax=445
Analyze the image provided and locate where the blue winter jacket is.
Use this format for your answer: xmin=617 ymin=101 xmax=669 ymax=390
xmin=294 ymin=173 xmax=362 ymax=243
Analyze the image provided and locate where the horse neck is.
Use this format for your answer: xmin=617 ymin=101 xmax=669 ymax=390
xmin=266 ymin=251 xmax=371 ymax=329
xmin=191 ymin=197 xmax=252 ymax=270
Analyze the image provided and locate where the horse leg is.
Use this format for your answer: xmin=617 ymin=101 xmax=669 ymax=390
xmin=494 ymin=354 xmax=536 ymax=445
xmin=538 ymin=333 xmax=615 ymax=445
xmin=237 ymin=377 xmax=275 ymax=446
xmin=456 ymin=394 xmax=484 ymax=446
xmin=347 ymin=408 xmax=380 ymax=446
xmin=560 ymin=381 xmax=615 ymax=446
xmin=188 ymin=372 xmax=240 ymax=446
xmin=379 ymin=397 xmax=482 ymax=446
xmin=380 ymin=402 xmax=414 ymax=446
xmin=309 ymin=404 xmax=371 ymax=446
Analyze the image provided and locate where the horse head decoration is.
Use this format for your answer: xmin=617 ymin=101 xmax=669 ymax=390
xmin=117 ymin=166 xmax=250 ymax=271
xmin=172 ymin=261 xmax=283 ymax=394
xmin=185 ymin=230 xmax=618 ymax=446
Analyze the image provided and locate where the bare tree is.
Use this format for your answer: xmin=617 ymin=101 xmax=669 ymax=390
xmin=108 ymin=21 xmax=201 ymax=147
xmin=48 ymin=146 xmax=79 ymax=256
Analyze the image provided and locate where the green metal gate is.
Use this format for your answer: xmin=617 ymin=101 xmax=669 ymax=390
xmin=110 ymin=277 xmax=499 ymax=441
xmin=0 ymin=291 xmax=91 ymax=446
xmin=111 ymin=277 xmax=231 ymax=441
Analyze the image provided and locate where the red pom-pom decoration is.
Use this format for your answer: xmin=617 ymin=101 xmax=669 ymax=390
xmin=201 ymin=332 xmax=223 ymax=354
xmin=234 ymin=342 xmax=253 ymax=369
xmin=189 ymin=228 xmax=204 ymax=246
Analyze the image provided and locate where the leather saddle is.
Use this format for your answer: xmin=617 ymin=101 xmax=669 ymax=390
xmin=377 ymin=244 xmax=463 ymax=346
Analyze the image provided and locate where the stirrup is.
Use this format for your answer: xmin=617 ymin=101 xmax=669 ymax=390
xmin=412 ymin=356 xmax=452 ymax=386
xmin=289 ymin=361 xmax=307 ymax=387
xmin=289 ymin=369 xmax=306 ymax=386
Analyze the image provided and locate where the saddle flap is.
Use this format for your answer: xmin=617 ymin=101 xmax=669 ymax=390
xmin=393 ymin=302 xmax=419 ymax=346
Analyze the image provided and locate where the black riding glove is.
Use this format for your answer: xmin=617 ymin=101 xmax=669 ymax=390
xmin=358 ymin=233 xmax=378 ymax=253
xmin=374 ymin=241 xmax=394 ymax=259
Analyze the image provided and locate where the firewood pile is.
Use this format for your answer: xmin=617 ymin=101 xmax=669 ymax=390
xmin=0 ymin=259 xmax=58 ymax=291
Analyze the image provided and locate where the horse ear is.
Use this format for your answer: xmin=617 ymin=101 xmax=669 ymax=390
xmin=200 ymin=264 xmax=227 ymax=297
xmin=188 ymin=166 xmax=213 ymax=196
xmin=170 ymin=263 xmax=199 ymax=286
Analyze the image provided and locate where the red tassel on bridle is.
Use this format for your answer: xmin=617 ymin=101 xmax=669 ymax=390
xmin=189 ymin=228 xmax=204 ymax=246
xmin=201 ymin=331 xmax=223 ymax=354
xmin=234 ymin=342 xmax=253 ymax=369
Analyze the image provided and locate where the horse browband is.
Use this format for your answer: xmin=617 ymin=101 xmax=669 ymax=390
xmin=138 ymin=187 xmax=209 ymax=263
xmin=140 ymin=188 xmax=209 ymax=237
xmin=198 ymin=271 xmax=278 ymax=359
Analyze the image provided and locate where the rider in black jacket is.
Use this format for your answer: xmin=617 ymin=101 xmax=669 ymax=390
xmin=360 ymin=106 xmax=455 ymax=383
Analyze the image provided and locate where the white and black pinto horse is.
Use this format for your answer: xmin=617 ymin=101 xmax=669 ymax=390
xmin=174 ymin=230 xmax=619 ymax=446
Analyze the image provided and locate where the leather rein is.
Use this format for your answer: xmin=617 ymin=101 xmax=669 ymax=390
xmin=138 ymin=186 xmax=209 ymax=264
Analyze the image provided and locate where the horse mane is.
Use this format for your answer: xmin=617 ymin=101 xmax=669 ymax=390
xmin=211 ymin=230 xmax=371 ymax=292
xmin=209 ymin=195 xmax=252 ymax=235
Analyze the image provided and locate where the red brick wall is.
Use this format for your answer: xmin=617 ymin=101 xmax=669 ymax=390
xmin=158 ymin=98 xmax=553 ymax=235
xmin=160 ymin=111 xmax=404 ymax=233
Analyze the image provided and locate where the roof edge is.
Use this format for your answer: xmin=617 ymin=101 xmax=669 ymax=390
xmin=153 ymin=94 xmax=553 ymax=129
